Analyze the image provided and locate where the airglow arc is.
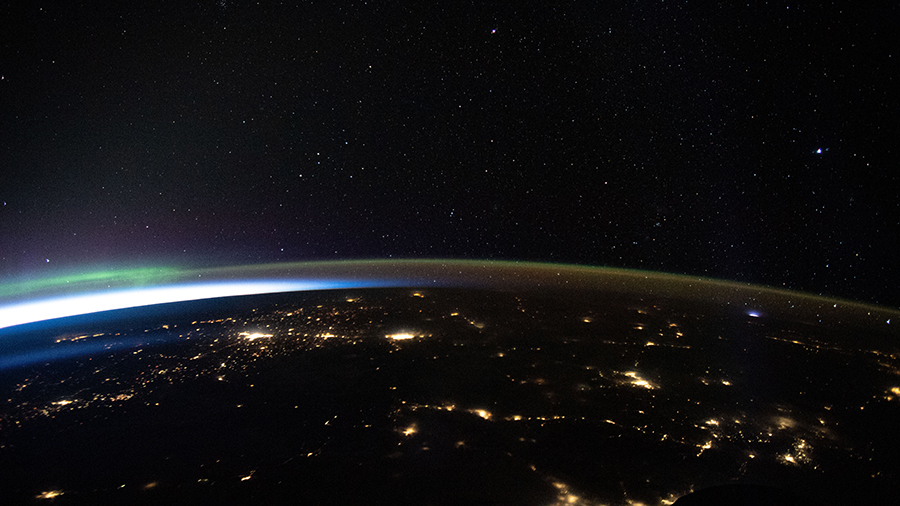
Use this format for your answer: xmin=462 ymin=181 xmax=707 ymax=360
xmin=1 ymin=259 xmax=897 ymax=331
xmin=0 ymin=279 xmax=397 ymax=330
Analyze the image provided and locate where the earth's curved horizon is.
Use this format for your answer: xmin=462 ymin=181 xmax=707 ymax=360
xmin=2 ymin=259 xmax=897 ymax=332
xmin=1 ymin=259 xmax=898 ymax=505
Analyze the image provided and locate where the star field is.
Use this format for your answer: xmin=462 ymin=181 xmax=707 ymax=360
xmin=0 ymin=1 xmax=897 ymax=306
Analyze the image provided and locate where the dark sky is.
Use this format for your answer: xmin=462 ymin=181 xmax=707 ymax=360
xmin=1 ymin=1 xmax=897 ymax=306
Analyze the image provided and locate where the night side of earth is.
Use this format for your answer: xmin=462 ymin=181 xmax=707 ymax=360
xmin=0 ymin=261 xmax=898 ymax=505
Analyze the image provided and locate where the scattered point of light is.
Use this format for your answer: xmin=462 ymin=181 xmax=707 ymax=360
xmin=400 ymin=424 xmax=417 ymax=436
xmin=239 ymin=332 xmax=273 ymax=341
xmin=55 ymin=333 xmax=89 ymax=343
xmin=548 ymin=480 xmax=595 ymax=506
xmin=623 ymin=371 xmax=655 ymax=389
xmin=816 ymin=148 xmax=822 ymax=154
xmin=469 ymin=409 xmax=492 ymax=420
xmin=696 ymin=440 xmax=713 ymax=456
xmin=774 ymin=416 xmax=797 ymax=430
xmin=886 ymin=386 xmax=900 ymax=401
xmin=779 ymin=439 xmax=812 ymax=466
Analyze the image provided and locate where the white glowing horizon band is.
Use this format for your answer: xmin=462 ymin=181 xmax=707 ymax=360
xmin=0 ymin=280 xmax=381 ymax=330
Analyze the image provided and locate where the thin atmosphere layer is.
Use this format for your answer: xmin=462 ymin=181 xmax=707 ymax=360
xmin=0 ymin=260 xmax=897 ymax=331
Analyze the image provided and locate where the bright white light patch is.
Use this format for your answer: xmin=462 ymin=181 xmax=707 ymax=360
xmin=386 ymin=333 xmax=416 ymax=340
xmin=240 ymin=332 xmax=273 ymax=341
xmin=468 ymin=409 xmax=492 ymax=420
xmin=0 ymin=280 xmax=342 ymax=329
xmin=623 ymin=370 xmax=656 ymax=389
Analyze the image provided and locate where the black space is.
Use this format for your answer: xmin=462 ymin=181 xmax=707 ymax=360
xmin=1 ymin=1 xmax=897 ymax=306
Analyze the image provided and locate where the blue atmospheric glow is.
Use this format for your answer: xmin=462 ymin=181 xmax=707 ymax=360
xmin=0 ymin=279 xmax=394 ymax=329
xmin=746 ymin=310 xmax=762 ymax=318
